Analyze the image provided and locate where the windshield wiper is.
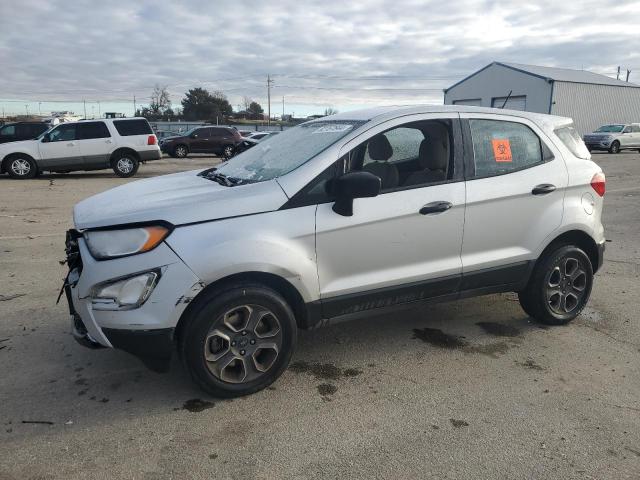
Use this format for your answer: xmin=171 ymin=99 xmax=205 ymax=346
xmin=199 ymin=168 xmax=243 ymax=187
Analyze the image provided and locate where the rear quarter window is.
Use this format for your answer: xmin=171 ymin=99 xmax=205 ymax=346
xmin=555 ymin=125 xmax=590 ymax=159
xmin=113 ymin=119 xmax=152 ymax=136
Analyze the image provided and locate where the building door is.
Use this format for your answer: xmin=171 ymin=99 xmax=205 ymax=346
xmin=491 ymin=95 xmax=527 ymax=111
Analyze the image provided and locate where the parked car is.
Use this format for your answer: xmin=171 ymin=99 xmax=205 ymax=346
xmin=0 ymin=121 xmax=50 ymax=144
xmin=64 ymin=105 xmax=605 ymax=397
xmin=246 ymin=131 xmax=279 ymax=141
xmin=159 ymin=126 xmax=242 ymax=159
xmin=228 ymin=137 xmax=260 ymax=158
xmin=237 ymin=129 xmax=253 ymax=137
xmin=0 ymin=118 xmax=160 ymax=179
xmin=583 ymin=123 xmax=640 ymax=153
xmin=154 ymin=130 xmax=176 ymax=141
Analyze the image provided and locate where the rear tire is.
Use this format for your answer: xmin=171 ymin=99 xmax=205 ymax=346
xmin=609 ymin=141 xmax=620 ymax=154
xmin=111 ymin=153 xmax=139 ymax=178
xmin=222 ymin=144 xmax=235 ymax=160
xmin=6 ymin=155 xmax=38 ymax=179
xmin=179 ymin=284 xmax=297 ymax=398
xmin=518 ymin=245 xmax=593 ymax=325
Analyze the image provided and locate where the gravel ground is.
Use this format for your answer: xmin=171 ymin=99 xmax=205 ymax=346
xmin=0 ymin=152 xmax=639 ymax=479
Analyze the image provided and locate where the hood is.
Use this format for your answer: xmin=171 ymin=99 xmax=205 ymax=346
xmin=160 ymin=135 xmax=184 ymax=142
xmin=0 ymin=139 xmax=37 ymax=150
xmin=585 ymin=132 xmax=615 ymax=138
xmin=73 ymin=169 xmax=289 ymax=230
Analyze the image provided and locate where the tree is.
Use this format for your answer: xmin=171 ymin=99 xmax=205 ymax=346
xmin=150 ymin=84 xmax=171 ymax=115
xmin=324 ymin=107 xmax=338 ymax=116
xmin=248 ymin=101 xmax=264 ymax=116
xmin=181 ymin=87 xmax=233 ymax=121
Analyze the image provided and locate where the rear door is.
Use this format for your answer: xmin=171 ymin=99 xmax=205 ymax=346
xmin=459 ymin=113 xmax=568 ymax=286
xmin=37 ymin=123 xmax=83 ymax=170
xmin=77 ymin=121 xmax=112 ymax=169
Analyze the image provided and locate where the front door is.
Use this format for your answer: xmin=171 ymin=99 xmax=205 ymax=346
xmin=37 ymin=123 xmax=83 ymax=171
xmin=190 ymin=128 xmax=211 ymax=152
xmin=77 ymin=121 xmax=113 ymax=169
xmin=314 ymin=114 xmax=466 ymax=318
xmin=459 ymin=113 xmax=569 ymax=280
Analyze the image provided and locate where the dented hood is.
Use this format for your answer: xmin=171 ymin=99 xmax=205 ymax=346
xmin=73 ymin=169 xmax=289 ymax=230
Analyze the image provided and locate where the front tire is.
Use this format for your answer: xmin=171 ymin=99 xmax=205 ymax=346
xmin=518 ymin=245 xmax=593 ymax=325
xmin=112 ymin=154 xmax=139 ymax=178
xmin=180 ymin=284 xmax=297 ymax=398
xmin=6 ymin=155 xmax=38 ymax=179
xmin=609 ymin=141 xmax=620 ymax=154
xmin=174 ymin=145 xmax=188 ymax=158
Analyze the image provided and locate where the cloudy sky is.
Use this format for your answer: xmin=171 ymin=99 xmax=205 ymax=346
xmin=1 ymin=0 xmax=639 ymax=117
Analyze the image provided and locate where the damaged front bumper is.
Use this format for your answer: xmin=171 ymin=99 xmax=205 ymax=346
xmin=62 ymin=229 xmax=204 ymax=372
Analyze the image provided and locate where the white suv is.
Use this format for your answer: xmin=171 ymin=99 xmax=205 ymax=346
xmin=0 ymin=117 xmax=160 ymax=179
xmin=62 ymin=106 xmax=605 ymax=397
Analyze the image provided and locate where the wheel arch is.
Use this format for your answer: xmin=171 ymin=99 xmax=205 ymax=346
xmin=1 ymin=152 xmax=36 ymax=174
xmin=109 ymin=147 xmax=140 ymax=165
xmin=538 ymin=229 xmax=601 ymax=273
xmin=174 ymin=271 xmax=312 ymax=349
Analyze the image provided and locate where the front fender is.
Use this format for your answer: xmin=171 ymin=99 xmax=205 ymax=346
xmin=166 ymin=207 xmax=319 ymax=303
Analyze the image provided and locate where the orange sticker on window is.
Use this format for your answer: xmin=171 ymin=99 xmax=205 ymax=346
xmin=492 ymin=139 xmax=512 ymax=162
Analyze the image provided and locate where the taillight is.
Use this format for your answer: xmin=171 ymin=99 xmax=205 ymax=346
xmin=147 ymin=135 xmax=157 ymax=145
xmin=591 ymin=172 xmax=605 ymax=197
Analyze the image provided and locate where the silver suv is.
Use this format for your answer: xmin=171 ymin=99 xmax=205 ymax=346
xmin=0 ymin=117 xmax=161 ymax=179
xmin=62 ymin=105 xmax=605 ymax=397
xmin=583 ymin=123 xmax=640 ymax=153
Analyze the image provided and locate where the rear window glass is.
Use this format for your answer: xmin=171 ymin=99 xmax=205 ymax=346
xmin=113 ymin=119 xmax=152 ymax=136
xmin=555 ymin=125 xmax=590 ymax=159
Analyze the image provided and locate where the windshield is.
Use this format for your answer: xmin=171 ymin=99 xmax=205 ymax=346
xmin=36 ymin=125 xmax=55 ymax=139
xmin=595 ymin=125 xmax=624 ymax=133
xmin=214 ymin=121 xmax=363 ymax=182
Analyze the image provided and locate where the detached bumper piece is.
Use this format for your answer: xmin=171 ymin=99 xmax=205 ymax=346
xmin=102 ymin=327 xmax=174 ymax=373
xmin=71 ymin=313 xmax=104 ymax=349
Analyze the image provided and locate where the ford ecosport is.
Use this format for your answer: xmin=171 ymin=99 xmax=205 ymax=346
xmin=62 ymin=105 xmax=605 ymax=397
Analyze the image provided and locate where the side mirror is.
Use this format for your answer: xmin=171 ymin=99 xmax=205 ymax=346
xmin=330 ymin=171 xmax=381 ymax=216
xmin=41 ymin=133 xmax=50 ymax=143
xmin=190 ymin=133 xmax=198 ymax=139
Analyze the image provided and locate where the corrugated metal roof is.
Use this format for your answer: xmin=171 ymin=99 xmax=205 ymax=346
xmin=499 ymin=62 xmax=639 ymax=88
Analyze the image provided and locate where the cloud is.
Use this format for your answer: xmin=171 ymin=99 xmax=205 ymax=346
xmin=1 ymin=0 xmax=639 ymax=112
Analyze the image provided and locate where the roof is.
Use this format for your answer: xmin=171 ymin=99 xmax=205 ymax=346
xmin=309 ymin=104 xmax=573 ymax=131
xmin=445 ymin=62 xmax=640 ymax=92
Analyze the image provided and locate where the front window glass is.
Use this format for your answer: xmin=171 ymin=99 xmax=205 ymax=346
xmin=0 ymin=125 xmax=15 ymax=136
xmin=214 ymin=121 xmax=363 ymax=182
xmin=48 ymin=124 xmax=77 ymax=142
xmin=595 ymin=125 xmax=624 ymax=133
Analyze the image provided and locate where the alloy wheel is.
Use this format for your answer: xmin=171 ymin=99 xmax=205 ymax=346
xmin=116 ymin=157 xmax=134 ymax=174
xmin=223 ymin=146 xmax=234 ymax=158
xmin=175 ymin=146 xmax=187 ymax=157
xmin=11 ymin=158 xmax=31 ymax=176
xmin=204 ymin=304 xmax=283 ymax=384
xmin=545 ymin=256 xmax=588 ymax=315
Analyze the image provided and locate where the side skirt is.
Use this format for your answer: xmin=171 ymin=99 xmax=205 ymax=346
xmin=305 ymin=260 xmax=533 ymax=328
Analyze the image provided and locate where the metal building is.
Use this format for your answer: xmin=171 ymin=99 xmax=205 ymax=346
xmin=444 ymin=62 xmax=640 ymax=134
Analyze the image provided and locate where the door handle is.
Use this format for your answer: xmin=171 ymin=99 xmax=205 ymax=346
xmin=419 ymin=201 xmax=453 ymax=215
xmin=66 ymin=142 xmax=75 ymax=147
xmin=105 ymin=139 xmax=112 ymax=143
xmin=532 ymin=184 xmax=556 ymax=195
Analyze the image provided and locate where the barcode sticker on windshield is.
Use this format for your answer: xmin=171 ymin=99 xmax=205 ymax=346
xmin=312 ymin=124 xmax=352 ymax=134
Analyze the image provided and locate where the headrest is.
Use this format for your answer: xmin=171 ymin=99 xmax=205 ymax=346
xmin=368 ymin=134 xmax=393 ymax=161
xmin=418 ymin=138 xmax=448 ymax=171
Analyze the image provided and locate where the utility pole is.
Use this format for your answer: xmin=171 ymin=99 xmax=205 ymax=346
xmin=83 ymin=99 xmax=87 ymax=119
xmin=617 ymin=66 xmax=621 ymax=80
xmin=626 ymin=69 xmax=631 ymax=82
xmin=282 ymin=96 xmax=285 ymax=119
xmin=267 ymin=74 xmax=274 ymax=126
xmin=38 ymin=102 xmax=42 ymax=116
xmin=25 ymin=104 xmax=29 ymax=116
xmin=133 ymin=95 xmax=137 ymax=116
xmin=98 ymin=100 xmax=101 ymax=117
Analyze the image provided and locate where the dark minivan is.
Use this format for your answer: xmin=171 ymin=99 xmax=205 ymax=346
xmin=0 ymin=122 xmax=50 ymax=144
xmin=159 ymin=126 xmax=242 ymax=159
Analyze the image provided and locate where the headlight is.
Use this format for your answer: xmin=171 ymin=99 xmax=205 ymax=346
xmin=84 ymin=225 xmax=171 ymax=260
xmin=91 ymin=270 xmax=159 ymax=310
